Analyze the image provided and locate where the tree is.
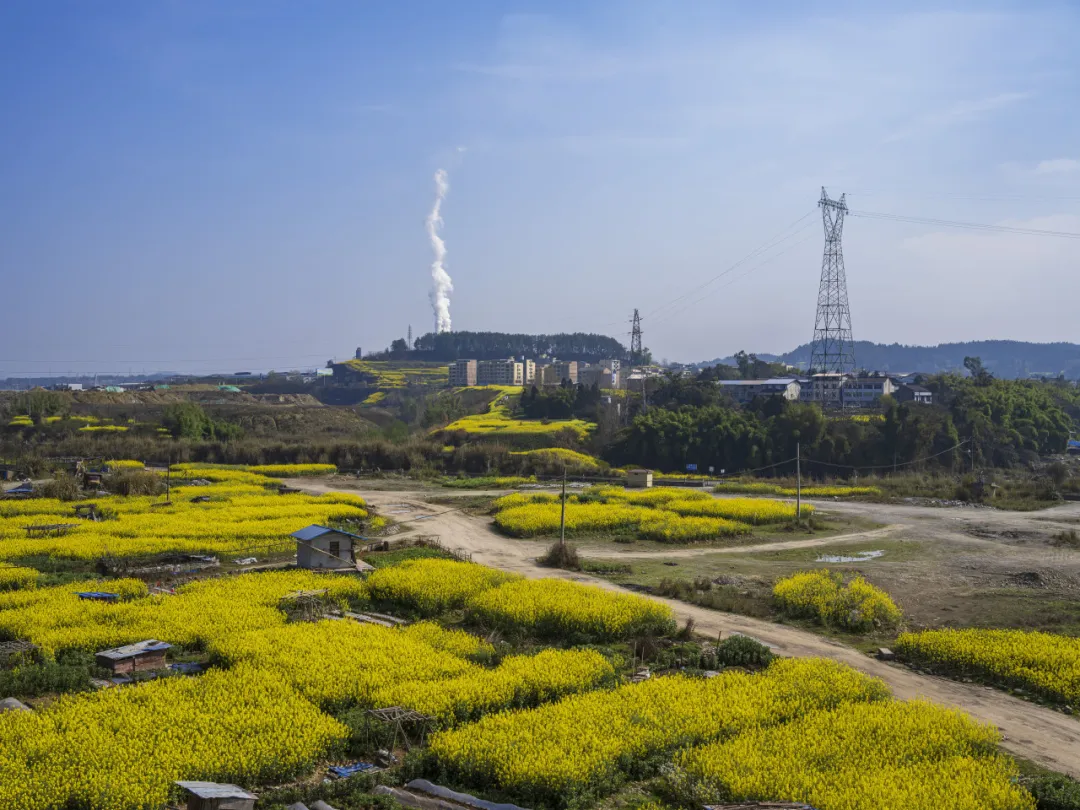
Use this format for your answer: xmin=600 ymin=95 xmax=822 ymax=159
xmin=964 ymin=356 xmax=993 ymax=385
xmin=734 ymin=351 xmax=752 ymax=379
xmin=389 ymin=338 xmax=409 ymax=359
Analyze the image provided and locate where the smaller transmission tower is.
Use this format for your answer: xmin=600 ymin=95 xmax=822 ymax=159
xmin=809 ymin=187 xmax=856 ymax=404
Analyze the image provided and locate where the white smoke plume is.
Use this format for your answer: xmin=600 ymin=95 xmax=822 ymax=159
xmin=426 ymin=169 xmax=453 ymax=333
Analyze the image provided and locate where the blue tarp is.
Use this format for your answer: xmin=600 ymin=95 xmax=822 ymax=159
xmin=76 ymin=592 xmax=119 ymax=601
xmin=328 ymin=762 xmax=378 ymax=779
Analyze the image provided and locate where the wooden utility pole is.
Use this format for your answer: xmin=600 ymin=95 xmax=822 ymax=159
xmin=559 ymin=466 xmax=568 ymax=548
xmin=796 ymin=442 xmax=802 ymax=521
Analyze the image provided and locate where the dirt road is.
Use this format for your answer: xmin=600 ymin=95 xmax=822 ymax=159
xmin=292 ymin=479 xmax=1080 ymax=775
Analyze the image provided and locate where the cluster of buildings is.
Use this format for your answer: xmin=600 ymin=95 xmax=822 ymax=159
xmin=717 ymin=372 xmax=932 ymax=407
xmin=448 ymin=358 xmax=621 ymax=389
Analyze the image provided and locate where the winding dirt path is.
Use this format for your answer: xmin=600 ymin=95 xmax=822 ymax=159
xmin=291 ymin=480 xmax=1080 ymax=776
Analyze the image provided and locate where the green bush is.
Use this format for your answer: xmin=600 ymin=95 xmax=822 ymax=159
xmin=714 ymin=634 xmax=775 ymax=669
xmin=1026 ymin=773 xmax=1080 ymax=810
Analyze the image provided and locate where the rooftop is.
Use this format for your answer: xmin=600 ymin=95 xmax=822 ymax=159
xmin=96 ymin=639 xmax=172 ymax=661
xmin=291 ymin=524 xmax=365 ymax=542
xmin=176 ymin=782 xmax=257 ymax=800
xmin=718 ymin=378 xmax=799 ymax=386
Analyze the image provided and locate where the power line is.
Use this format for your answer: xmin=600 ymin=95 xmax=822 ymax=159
xmin=849 ymin=210 xmax=1080 ymax=239
xmin=647 ymin=228 xmax=817 ymax=330
xmin=644 ymin=210 xmax=817 ymax=322
xmin=804 ymin=439 xmax=970 ymax=472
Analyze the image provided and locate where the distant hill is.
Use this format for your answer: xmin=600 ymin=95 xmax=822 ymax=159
xmin=699 ymin=341 xmax=1080 ymax=379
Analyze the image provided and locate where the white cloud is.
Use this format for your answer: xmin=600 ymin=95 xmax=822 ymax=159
xmin=1035 ymin=159 xmax=1080 ymax=175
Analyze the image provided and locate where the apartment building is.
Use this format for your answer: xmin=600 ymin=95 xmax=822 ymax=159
xmin=477 ymin=358 xmax=524 ymax=386
xmin=448 ymin=359 xmax=477 ymax=387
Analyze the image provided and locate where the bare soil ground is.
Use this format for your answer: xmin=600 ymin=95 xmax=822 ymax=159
xmin=290 ymin=478 xmax=1080 ymax=777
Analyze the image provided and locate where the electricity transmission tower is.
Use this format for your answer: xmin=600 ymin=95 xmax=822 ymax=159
xmin=809 ymin=188 xmax=856 ymax=392
xmin=629 ymin=309 xmax=646 ymax=417
xmin=629 ymin=309 xmax=643 ymax=365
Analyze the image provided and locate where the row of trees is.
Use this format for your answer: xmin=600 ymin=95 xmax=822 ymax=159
xmin=601 ymin=365 xmax=1073 ymax=474
xmin=407 ymin=331 xmax=633 ymax=363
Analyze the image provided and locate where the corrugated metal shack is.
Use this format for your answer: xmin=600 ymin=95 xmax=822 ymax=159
xmin=175 ymin=781 xmax=256 ymax=810
xmin=95 ymin=639 xmax=172 ymax=675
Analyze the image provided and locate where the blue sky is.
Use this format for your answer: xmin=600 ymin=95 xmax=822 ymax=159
xmin=1 ymin=1 xmax=1078 ymax=375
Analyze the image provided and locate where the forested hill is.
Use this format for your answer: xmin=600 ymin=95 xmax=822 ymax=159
xmin=410 ymin=331 xmax=628 ymax=362
xmin=705 ymin=341 xmax=1080 ymax=379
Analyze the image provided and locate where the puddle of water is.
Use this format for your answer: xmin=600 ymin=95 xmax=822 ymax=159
xmin=816 ymin=549 xmax=885 ymax=563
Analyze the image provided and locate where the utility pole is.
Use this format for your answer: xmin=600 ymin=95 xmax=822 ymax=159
xmin=796 ymin=442 xmax=802 ymax=521
xmin=559 ymin=466 xmax=567 ymax=548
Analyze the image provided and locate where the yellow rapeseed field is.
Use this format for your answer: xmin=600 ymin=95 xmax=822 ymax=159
xmin=0 ymin=468 xmax=368 ymax=561
xmin=428 ymin=658 xmax=889 ymax=805
xmin=895 ymin=628 xmax=1080 ymax=704
xmin=0 ymin=663 xmax=347 ymax=810
xmin=773 ymin=570 xmax=901 ymax=631
xmin=676 ymin=699 xmax=1031 ymax=810
xmin=440 ymin=392 xmax=592 ymax=440
xmin=366 ymin=558 xmax=521 ymax=615
xmin=0 ymin=563 xmax=39 ymax=591
xmin=469 ymin=578 xmax=676 ymax=640
xmin=489 ymin=486 xmax=798 ymax=542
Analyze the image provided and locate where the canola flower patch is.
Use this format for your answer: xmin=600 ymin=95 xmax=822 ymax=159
xmin=0 ymin=563 xmax=38 ymax=591
xmin=403 ymin=620 xmax=496 ymax=659
xmin=105 ymin=459 xmax=145 ymax=470
xmin=676 ymin=700 xmax=1031 ymax=810
xmin=342 ymin=359 xmax=449 ymax=388
xmin=440 ymin=392 xmax=592 ymax=440
xmin=0 ymin=663 xmax=347 ymax=810
xmin=0 ymin=470 xmax=368 ymax=561
xmin=895 ymin=628 xmax=1080 ymax=705
xmin=715 ymin=482 xmax=881 ymax=497
xmin=494 ymin=501 xmax=654 ymax=538
xmin=0 ymin=571 xmax=365 ymax=655
xmin=773 ymin=570 xmax=901 ymax=631
xmin=638 ymin=511 xmax=751 ymax=542
xmin=489 ymin=488 xmax=788 ymax=543
xmin=667 ymin=496 xmax=807 ymax=524
xmin=509 ymin=448 xmax=606 ymax=472
xmin=428 ymin=658 xmax=889 ymax=805
xmin=366 ymin=558 xmax=521 ymax=616
xmin=470 ymin=578 xmax=675 ymax=640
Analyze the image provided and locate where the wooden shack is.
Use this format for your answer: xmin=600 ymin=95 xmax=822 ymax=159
xmin=626 ymin=469 xmax=653 ymax=489
xmin=94 ymin=639 xmax=172 ymax=675
xmin=292 ymin=524 xmax=367 ymax=571
xmin=175 ymin=781 xmax=257 ymax=810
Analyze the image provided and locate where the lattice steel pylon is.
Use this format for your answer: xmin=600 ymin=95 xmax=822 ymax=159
xmin=809 ymin=187 xmax=856 ymax=385
xmin=629 ymin=309 xmax=643 ymax=365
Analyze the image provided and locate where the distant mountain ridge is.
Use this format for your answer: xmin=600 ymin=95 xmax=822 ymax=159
xmin=700 ymin=341 xmax=1080 ymax=379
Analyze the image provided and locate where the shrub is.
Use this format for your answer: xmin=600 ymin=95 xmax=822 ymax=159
xmin=714 ymin=634 xmax=775 ymax=669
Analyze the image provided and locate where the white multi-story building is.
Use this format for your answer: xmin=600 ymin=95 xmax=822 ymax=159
xmin=842 ymin=376 xmax=899 ymax=406
xmin=717 ymin=378 xmax=802 ymax=404
xmin=477 ymin=358 xmax=523 ymax=386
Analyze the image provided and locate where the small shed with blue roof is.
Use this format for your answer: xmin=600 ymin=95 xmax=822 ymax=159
xmin=291 ymin=524 xmax=371 ymax=572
